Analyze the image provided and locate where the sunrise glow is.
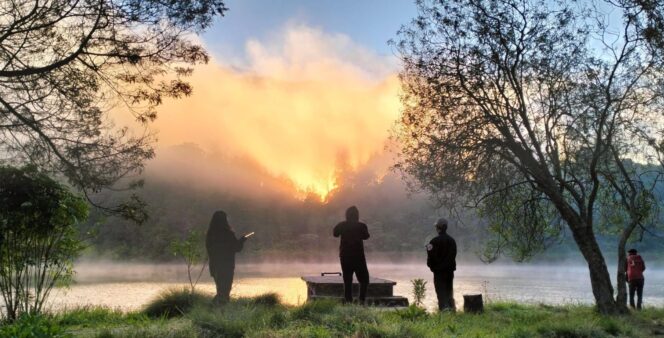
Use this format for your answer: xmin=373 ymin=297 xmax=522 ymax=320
xmin=140 ymin=25 xmax=402 ymax=201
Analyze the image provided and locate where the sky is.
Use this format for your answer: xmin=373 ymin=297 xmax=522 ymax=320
xmin=146 ymin=1 xmax=419 ymax=200
xmin=201 ymin=0 xmax=417 ymax=63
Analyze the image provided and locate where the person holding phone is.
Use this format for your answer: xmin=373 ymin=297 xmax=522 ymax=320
xmin=206 ymin=210 xmax=252 ymax=304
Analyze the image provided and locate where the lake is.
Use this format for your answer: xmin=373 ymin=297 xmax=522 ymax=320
xmin=46 ymin=261 xmax=664 ymax=312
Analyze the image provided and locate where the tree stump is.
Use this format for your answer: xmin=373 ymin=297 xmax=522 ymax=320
xmin=463 ymin=294 xmax=484 ymax=313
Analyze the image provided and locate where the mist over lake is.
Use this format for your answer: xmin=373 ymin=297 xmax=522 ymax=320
xmin=46 ymin=261 xmax=664 ymax=312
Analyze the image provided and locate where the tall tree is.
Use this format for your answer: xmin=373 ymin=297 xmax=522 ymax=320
xmin=394 ymin=0 xmax=664 ymax=314
xmin=0 ymin=0 xmax=227 ymax=222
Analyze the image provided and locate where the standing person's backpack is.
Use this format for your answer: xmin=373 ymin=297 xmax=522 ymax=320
xmin=626 ymin=254 xmax=645 ymax=281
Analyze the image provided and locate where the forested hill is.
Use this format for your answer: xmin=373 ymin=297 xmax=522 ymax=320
xmin=80 ymin=144 xmax=664 ymax=262
xmin=81 ymin=144 xmax=483 ymax=261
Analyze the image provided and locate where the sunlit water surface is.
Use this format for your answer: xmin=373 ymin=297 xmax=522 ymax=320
xmin=46 ymin=262 xmax=664 ymax=312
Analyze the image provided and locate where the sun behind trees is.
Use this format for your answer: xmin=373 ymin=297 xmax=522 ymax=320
xmin=393 ymin=0 xmax=664 ymax=314
xmin=0 ymin=0 xmax=227 ymax=222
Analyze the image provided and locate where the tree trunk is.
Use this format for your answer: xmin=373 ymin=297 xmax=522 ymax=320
xmin=616 ymin=246 xmax=628 ymax=307
xmin=546 ymin=189 xmax=619 ymax=314
xmin=568 ymin=223 xmax=619 ymax=314
xmin=463 ymin=294 xmax=484 ymax=313
xmin=616 ymin=221 xmax=638 ymax=311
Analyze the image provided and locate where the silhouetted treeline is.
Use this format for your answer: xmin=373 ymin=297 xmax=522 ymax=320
xmin=80 ymin=144 xmax=484 ymax=260
xmin=80 ymin=144 xmax=664 ymax=261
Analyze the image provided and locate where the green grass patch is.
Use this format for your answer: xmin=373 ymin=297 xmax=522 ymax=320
xmin=56 ymin=306 xmax=149 ymax=326
xmin=247 ymin=292 xmax=282 ymax=306
xmin=290 ymin=299 xmax=338 ymax=322
xmin=9 ymin=291 xmax=664 ymax=338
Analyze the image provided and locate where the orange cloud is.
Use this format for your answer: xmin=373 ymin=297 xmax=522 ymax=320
xmin=147 ymin=25 xmax=401 ymax=200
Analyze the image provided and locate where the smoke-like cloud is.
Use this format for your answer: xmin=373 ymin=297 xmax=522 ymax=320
xmin=144 ymin=24 xmax=401 ymax=199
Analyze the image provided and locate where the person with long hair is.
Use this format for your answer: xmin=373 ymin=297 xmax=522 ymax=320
xmin=333 ymin=206 xmax=370 ymax=304
xmin=206 ymin=210 xmax=249 ymax=304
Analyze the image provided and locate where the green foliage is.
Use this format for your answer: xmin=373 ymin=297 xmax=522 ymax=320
xmin=479 ymin=185 xmax=563 ymax=262
xmin=410 ymin=278 xmax=427 ymax=307
xmin=170 ymin=229 xmax=207 ymax=293
xmin=0 ymin=314 xmax=68 ymax=338
xmin=393 ymin=304 xmax=429 ymax=321
xmin=0 ymin=165 xmax=88 ymax=321
xmin=143 ymin=288 xmax=210 ymax=318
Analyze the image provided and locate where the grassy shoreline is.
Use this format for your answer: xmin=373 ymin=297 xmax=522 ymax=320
xmin=2 ymin=290 xmax=664 ymax=338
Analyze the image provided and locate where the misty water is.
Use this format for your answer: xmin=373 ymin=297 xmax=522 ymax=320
xmin=44 ymin=261 xmax=664 ymax=312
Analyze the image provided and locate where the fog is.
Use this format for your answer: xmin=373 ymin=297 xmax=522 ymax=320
xmin=49 ymin=261 xmax=664 ymax=312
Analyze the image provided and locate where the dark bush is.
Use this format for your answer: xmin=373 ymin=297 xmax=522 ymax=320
xmin=143 ymin=288 xmax=210 ymax=318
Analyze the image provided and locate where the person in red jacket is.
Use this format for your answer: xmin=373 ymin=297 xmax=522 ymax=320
xmin=626 ymin=248 xmax=646 ymax=310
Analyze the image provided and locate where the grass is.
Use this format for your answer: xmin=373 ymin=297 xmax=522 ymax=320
xmin=2 ymin=289 xmax=663 ymax=337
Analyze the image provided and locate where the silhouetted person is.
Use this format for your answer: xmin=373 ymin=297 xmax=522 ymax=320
xmin=333 ymin=206 xmax=370 ymax=304
xmin=206 ymin=210 xmax=247 ymax=304
xmin=626 ymin=248 xmax=646 ymax=310
xmin=427 ymin=218 xmax=457 ymax=311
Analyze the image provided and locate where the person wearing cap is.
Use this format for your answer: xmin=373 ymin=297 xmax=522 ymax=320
xmin=427 ymin=218 xmax=457 ymax=311
xmin=333 ymin=206 xmax=370 ymax=304
xmin=626 ymin=248 xmax=646 ymax=310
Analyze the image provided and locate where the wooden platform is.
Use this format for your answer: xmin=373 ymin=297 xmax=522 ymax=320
xmin=301 ymin=274 xmax=408 ymax=307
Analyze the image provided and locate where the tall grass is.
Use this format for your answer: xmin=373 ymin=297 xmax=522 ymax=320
xmin=142 ymin=288 xmax=210 ymax=318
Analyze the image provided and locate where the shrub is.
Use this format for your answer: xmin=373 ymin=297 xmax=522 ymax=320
xmin=143 ymin=288 xmax=210 ymax=318
xmin=0 ymin=314 xmax=67 ymax=337
xmin=410 ymin=278 xmax=427 ymax=308
xmin=394 ymin=305 xmax=429 ymax=321
xmin=170 ymin=229 xmax=207 ymax=294
xmin=0 ymin=165 xmax=88 ymax=321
